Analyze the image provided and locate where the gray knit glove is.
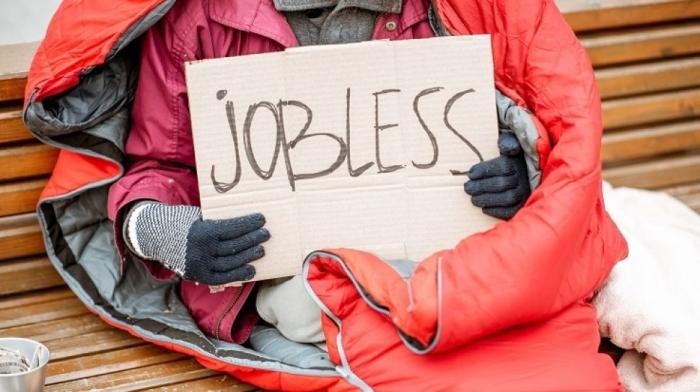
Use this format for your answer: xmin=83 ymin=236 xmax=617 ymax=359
xmin=123 ymin=201 xmax=270 ymax=285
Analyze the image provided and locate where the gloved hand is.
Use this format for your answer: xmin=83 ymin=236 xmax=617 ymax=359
xmin=123 ymin=201 xmax=269 ymax=285
xmin=464 ymin=133 xmax=531 ymax=220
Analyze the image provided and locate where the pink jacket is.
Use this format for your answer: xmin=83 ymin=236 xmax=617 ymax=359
xmin=107 ymin=0 xmax=434 ymax=343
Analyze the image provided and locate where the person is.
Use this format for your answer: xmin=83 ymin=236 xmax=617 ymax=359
xmin=108 ymin=0 xmax=531 ymax=346
xmin=25 ymin=0 xmax=628 ymax=388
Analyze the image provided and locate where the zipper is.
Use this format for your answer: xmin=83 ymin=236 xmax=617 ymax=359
xmin=214 ymin=287 xmax=244 ymax=341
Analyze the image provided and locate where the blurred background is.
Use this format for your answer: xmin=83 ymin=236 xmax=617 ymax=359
xmin=0 ymin=0 xmax=61 ymax=45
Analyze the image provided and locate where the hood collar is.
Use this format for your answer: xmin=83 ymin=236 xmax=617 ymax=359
xmin=209 ymin=0 xmax=299 ymax=47
xmin=272 ymin=0 xmax=402 ymax=13
xmin=209 ymin=0 xmax=426 ymax=48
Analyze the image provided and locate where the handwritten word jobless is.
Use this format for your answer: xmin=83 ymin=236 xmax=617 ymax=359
xmin=211 ymin=86 xmax=484 ymax=194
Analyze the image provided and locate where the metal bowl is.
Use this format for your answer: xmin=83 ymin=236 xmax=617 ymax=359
xmin=0 ymin=337 xmax=50 ymax=392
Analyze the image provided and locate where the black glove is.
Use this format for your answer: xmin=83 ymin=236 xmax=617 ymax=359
xmin=184 ymin=213 xmax=270 ymax=284
xmin=464 ymin=133 xmax=531 ymax=220
xmin=123 ymin=202 xmax=270 ymax=285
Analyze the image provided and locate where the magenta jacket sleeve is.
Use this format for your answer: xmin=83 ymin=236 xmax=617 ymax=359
xmin=107 ymin=13 xmax=200 ymax=280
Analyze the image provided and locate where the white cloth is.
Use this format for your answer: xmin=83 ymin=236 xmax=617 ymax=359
xmin=256 ymin=275 xmax=325 ymax=344
xmin=596 ymin=182 xmax=700 ymax=391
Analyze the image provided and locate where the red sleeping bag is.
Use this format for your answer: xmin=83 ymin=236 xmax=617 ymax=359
xmin=23 ymin=0 xmax=628 ymax=390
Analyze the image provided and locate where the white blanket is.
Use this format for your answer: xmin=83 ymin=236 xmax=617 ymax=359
xmin=596 ymin=183 xmax=700 ymax=391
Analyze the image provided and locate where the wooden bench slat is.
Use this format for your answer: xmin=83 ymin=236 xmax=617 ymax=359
xmin=0 ymin=287 xmax=72 ymax=310
xmin=0 ymin=314 xmax=108 ymax=342
xmin=597 ymin=56 xmax=700 ymax=99
xmin=47 ymin=345 xmax=184 ymax=385
xmin=46 ymin=329 xmax=143 ymax=361
xmin=603 ymin=153 xmax=700 ymax=189
xmin=559 ymin=0 xmax=700 ymax=32
xmin=141 ymin=375 xmax=255 ymax=392
xmin=665 ymin=182 xmax=700 ymax=196
xmin=0 ymin=43 xmax=35 ymax=103
xmin=0 ymin=296 xmax=87 ymax=329
xmin=665 ymin=182 xmax=700 ymax=212
xmin=676 ymin=192 xmax=700 ymax=212
xmin=602 ymin=120 xmax=700 ymax=162
xmin=581 ymin=22 xmax=700 ymax=67
xmin=0 ymin=106 xmax=33 ymax=144
xmin=603 ymin=88 xmax=700 ymax=130
xmin=0 ymin=178 xmax=47 ymax=217
xmin=0 ymin=213 xmax=45 ymax=261
xmin=0 ymin=77 xmax=27 ymax=105
xmin=44 ymin=359 xmax=216 ymax=392
xmin=0 ymin=143 xmax=58 ymax=181
xmin=0 ymin=257 xmax=64 ymax=296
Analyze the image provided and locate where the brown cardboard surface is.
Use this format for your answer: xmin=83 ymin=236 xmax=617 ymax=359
xmin=185 ymin=36 xmax=499 ymax=281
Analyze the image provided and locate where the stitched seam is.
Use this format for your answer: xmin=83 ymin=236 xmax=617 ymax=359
xmin=398 ymin=0 xmax=430 ymax=33
xmin=214 ymin=288 xmax=245 ymax=340
xmin=166 ymin=3 xmax=203 ymax=162
xmin=209 ymin=0 xmax=296 ymax=47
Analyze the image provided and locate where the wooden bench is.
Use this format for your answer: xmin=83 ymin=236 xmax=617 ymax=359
xmin=558 ymin=0 xmax=700 ymax=209
xmin=1 ymin=1 xmax=700 ymax=389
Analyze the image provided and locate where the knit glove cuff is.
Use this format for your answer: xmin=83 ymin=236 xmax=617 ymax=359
xmin=123 ymin=201 xmax=200 ymax=276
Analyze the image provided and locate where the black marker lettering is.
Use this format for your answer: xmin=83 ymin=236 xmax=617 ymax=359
xmin=373 ymin=89 xmax=404 ymax=174
xmin=211 ymin=100 xmax=242 ymax=193
xmin=276 ymin=100 xmax=296 ymax=191
xmin=444 ymin=89 xmax=483 ymax=175
xmin=243 ymin=101 xmax=282 ymax=180
xmin=345 ymin=88 xmax=374 ymax=177
xmin=412 ymin=87 xmax=442 ymax=169
xmin=280 ymin=100 xmax=347 ymax=186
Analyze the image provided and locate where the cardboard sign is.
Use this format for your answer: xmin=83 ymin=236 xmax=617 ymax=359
xmin=185 ymin=35 xmax=499 ymax=281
